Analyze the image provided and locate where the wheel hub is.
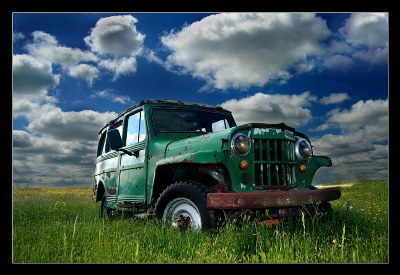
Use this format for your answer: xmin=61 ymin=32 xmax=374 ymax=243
xmin=174 ymin=215 xmax=191 ymax=231
xmin=163 ymin=198 xmax=202 ymax=231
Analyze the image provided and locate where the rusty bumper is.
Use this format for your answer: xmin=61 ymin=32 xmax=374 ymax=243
xmin=207 ymin=187 xmax=341 ymax=209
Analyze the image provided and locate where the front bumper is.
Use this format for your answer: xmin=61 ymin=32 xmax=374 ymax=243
xmin=207 ymin=187 xmax=341 ymax=209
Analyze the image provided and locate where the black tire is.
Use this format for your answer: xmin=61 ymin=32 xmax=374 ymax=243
xmin=305 ymin=186 xmax=333 ymax=218
xmin=154 ymin=181 xmax=219 ymax=231
xmin=301 ymin=201 xmax=332 ymax=219
xmin=317 ymin=201 xmax=333 ymax=217
xmin=100 ymin=194 xmax=113 ymax=220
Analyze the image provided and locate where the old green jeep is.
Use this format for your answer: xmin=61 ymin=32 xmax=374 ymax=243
xmin=93 ymin=99 xmax=341 ymax=230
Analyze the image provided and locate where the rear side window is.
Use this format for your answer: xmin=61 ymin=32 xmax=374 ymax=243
xmin=108 ymin=124 xmax=123 ymax=152
xmin=97 ymin=132 xmax=107 ymax=157
xmin=98 ymin=122 xmax=123 ymax=155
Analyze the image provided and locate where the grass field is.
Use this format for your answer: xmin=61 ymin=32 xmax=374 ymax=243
xmin=12 ymin=179 xmax=388 ymax=263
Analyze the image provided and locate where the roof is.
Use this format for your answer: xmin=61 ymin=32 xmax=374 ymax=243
xmin=99 ymin=99 xmax=231 ymax=134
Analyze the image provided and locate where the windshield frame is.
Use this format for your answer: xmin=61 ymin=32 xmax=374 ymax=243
xmin=151 ymin=107 xmax=236 ymax=133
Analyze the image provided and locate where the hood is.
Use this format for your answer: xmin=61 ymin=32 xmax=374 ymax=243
xmin=165 ymin=122 xmax=309 ymax=158
xmin=165 ymin=128 xmax=232 ymax=158
xmin=235 ymin=123 xmax=309 ymax=141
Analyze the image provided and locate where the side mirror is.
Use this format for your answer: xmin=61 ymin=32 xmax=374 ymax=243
xmin=107 ymin=128 xmax=135 ymax=157
xmin=107 ymin=128 xmax=123 ymax=151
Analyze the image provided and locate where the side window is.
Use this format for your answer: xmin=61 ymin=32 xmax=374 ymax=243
xmin=97 ymin=132 xmax=106 ymax=157
xmin=126 ymin=110 xmax=146 ymax=146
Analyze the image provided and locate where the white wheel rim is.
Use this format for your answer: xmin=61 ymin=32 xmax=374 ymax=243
xmin=162 ymin=198 xmax=202 ymax=230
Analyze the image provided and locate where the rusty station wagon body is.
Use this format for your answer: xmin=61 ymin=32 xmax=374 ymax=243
xmin=93 ymin=99 xmax=341 ymax=230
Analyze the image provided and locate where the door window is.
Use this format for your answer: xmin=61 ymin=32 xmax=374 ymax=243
xmin=126 ymin=110 xmax=146 ymax=146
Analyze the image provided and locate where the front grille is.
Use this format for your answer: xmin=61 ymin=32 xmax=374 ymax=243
xmin=253 ymin=138 xmax=297 ymax=187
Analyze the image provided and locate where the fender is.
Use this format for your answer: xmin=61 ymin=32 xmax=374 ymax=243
xmin=155 ymin=150 xmax=223 ymax=166
xmin=305 ymin=155 xmax=332 ymax=183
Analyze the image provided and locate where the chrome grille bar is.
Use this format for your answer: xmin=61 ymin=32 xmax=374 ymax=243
xmin=253 ymin=139 xmax=296 ymax=187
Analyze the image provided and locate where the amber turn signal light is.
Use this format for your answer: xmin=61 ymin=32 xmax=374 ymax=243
xmin=299 ymin=164 xmax=307 ymax=173
xmin=239 ymin=160 xmax=248 ymax=170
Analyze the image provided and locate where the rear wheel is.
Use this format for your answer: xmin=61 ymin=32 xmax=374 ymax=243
xmin=100 ymin=194 xmax=113 ymax=220
xmin=154 ymin=181 xmax=220 ymax=231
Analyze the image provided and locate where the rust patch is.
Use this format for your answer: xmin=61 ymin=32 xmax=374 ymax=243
xmin=106 ymin=172 xmax=111 ymax=178
xmin=181 ymin=158 xmax=192 ymax=163
xmin=261 ymin=219 xmax=282 ymax=228
xmin=181 ymin=156 xmax=194 ymax=163
xmin=252 ymin=185 xmax=293 ymax=191
xmin=107 ymin=187 xmax=116 ymax=195
xmin=207 ymin=187 xmax=341 ymax=209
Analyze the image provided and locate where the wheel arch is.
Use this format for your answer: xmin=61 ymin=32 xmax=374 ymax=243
xmin=151 ymin=163 xmax=232 ymax=205
xmin=96 ymin=181 xmax=105 ymax=202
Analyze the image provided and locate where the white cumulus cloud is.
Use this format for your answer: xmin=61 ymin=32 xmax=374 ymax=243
xmin=99 ymin=57 xmax=137 ymax=80
xmin=13 ymin=101 xmax=117 ymax=187
xmin=13 ymin=130 xmax=33 ymax=148
xmin=84 ymin=15 xmax=145 ymax=79
xmin=313 ymin=143 xmax=388 ymax=184
xmin=91 ymin=89 xmax=132 ymax=105
xmin=68 ymin=64 xmax=100 ymax=86
xmin=316 ymin=99 xmax=388 ymax=136
xmin=354 ymin=47 xmax=388 ymax=65
xmin=13 ymin=32 xmax=25 ymax=42
xmin=26 ymin=31 xmax=98 ymax=67
xmin=84 ymin=15 xmax=145 ymax=57
xmin=26 ymin=103 xmax=117 ymax=141
xmin=161 ymin=13 xmax=330 ymax=91
xmin=13 ymin=54 xmax=61 ymax=118
xmin=323 ymin=54 xmax=354 ymax=71
xmin=13 ymin=54 xmax=60 ymax=95
xmin=221 ymin=91 xmax=317 ymax=127
xmin=12 ymin=99 xmax=118 ymax=186
xmin=310 ymin=98 xmax=388 ymax=184
xmin=312 ymin=130 xmax=388 ymax=184
xmin=340 ymin=13 xmax=388 ymax=48
xmin=337 ymin=13 xmax=388 ymax=66
xmin=320 ymin=92 xmax=350 ymax=105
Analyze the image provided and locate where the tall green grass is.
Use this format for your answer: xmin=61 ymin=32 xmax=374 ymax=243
xmin=12 ymin=179 xmax=388 ymax=263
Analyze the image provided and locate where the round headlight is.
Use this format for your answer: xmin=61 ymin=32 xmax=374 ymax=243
xmin=231 ymin=133 xmax=251 ymax=157
xmin=295 ymin=138 xmax=313 ymax=160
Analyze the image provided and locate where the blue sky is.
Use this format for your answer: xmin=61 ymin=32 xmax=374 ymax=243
xmin=12 ymin=12 xmax=388 ymax=187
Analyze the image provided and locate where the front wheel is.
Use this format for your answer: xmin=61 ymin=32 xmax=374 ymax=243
xmin=301 ymin=201 xmax=332 ymax=219
xmin=154 ymin=181 xmax=219 ymax=231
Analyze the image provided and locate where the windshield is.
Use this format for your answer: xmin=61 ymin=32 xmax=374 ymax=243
xmin=152 ymin=108 xmax=236 ymax=133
